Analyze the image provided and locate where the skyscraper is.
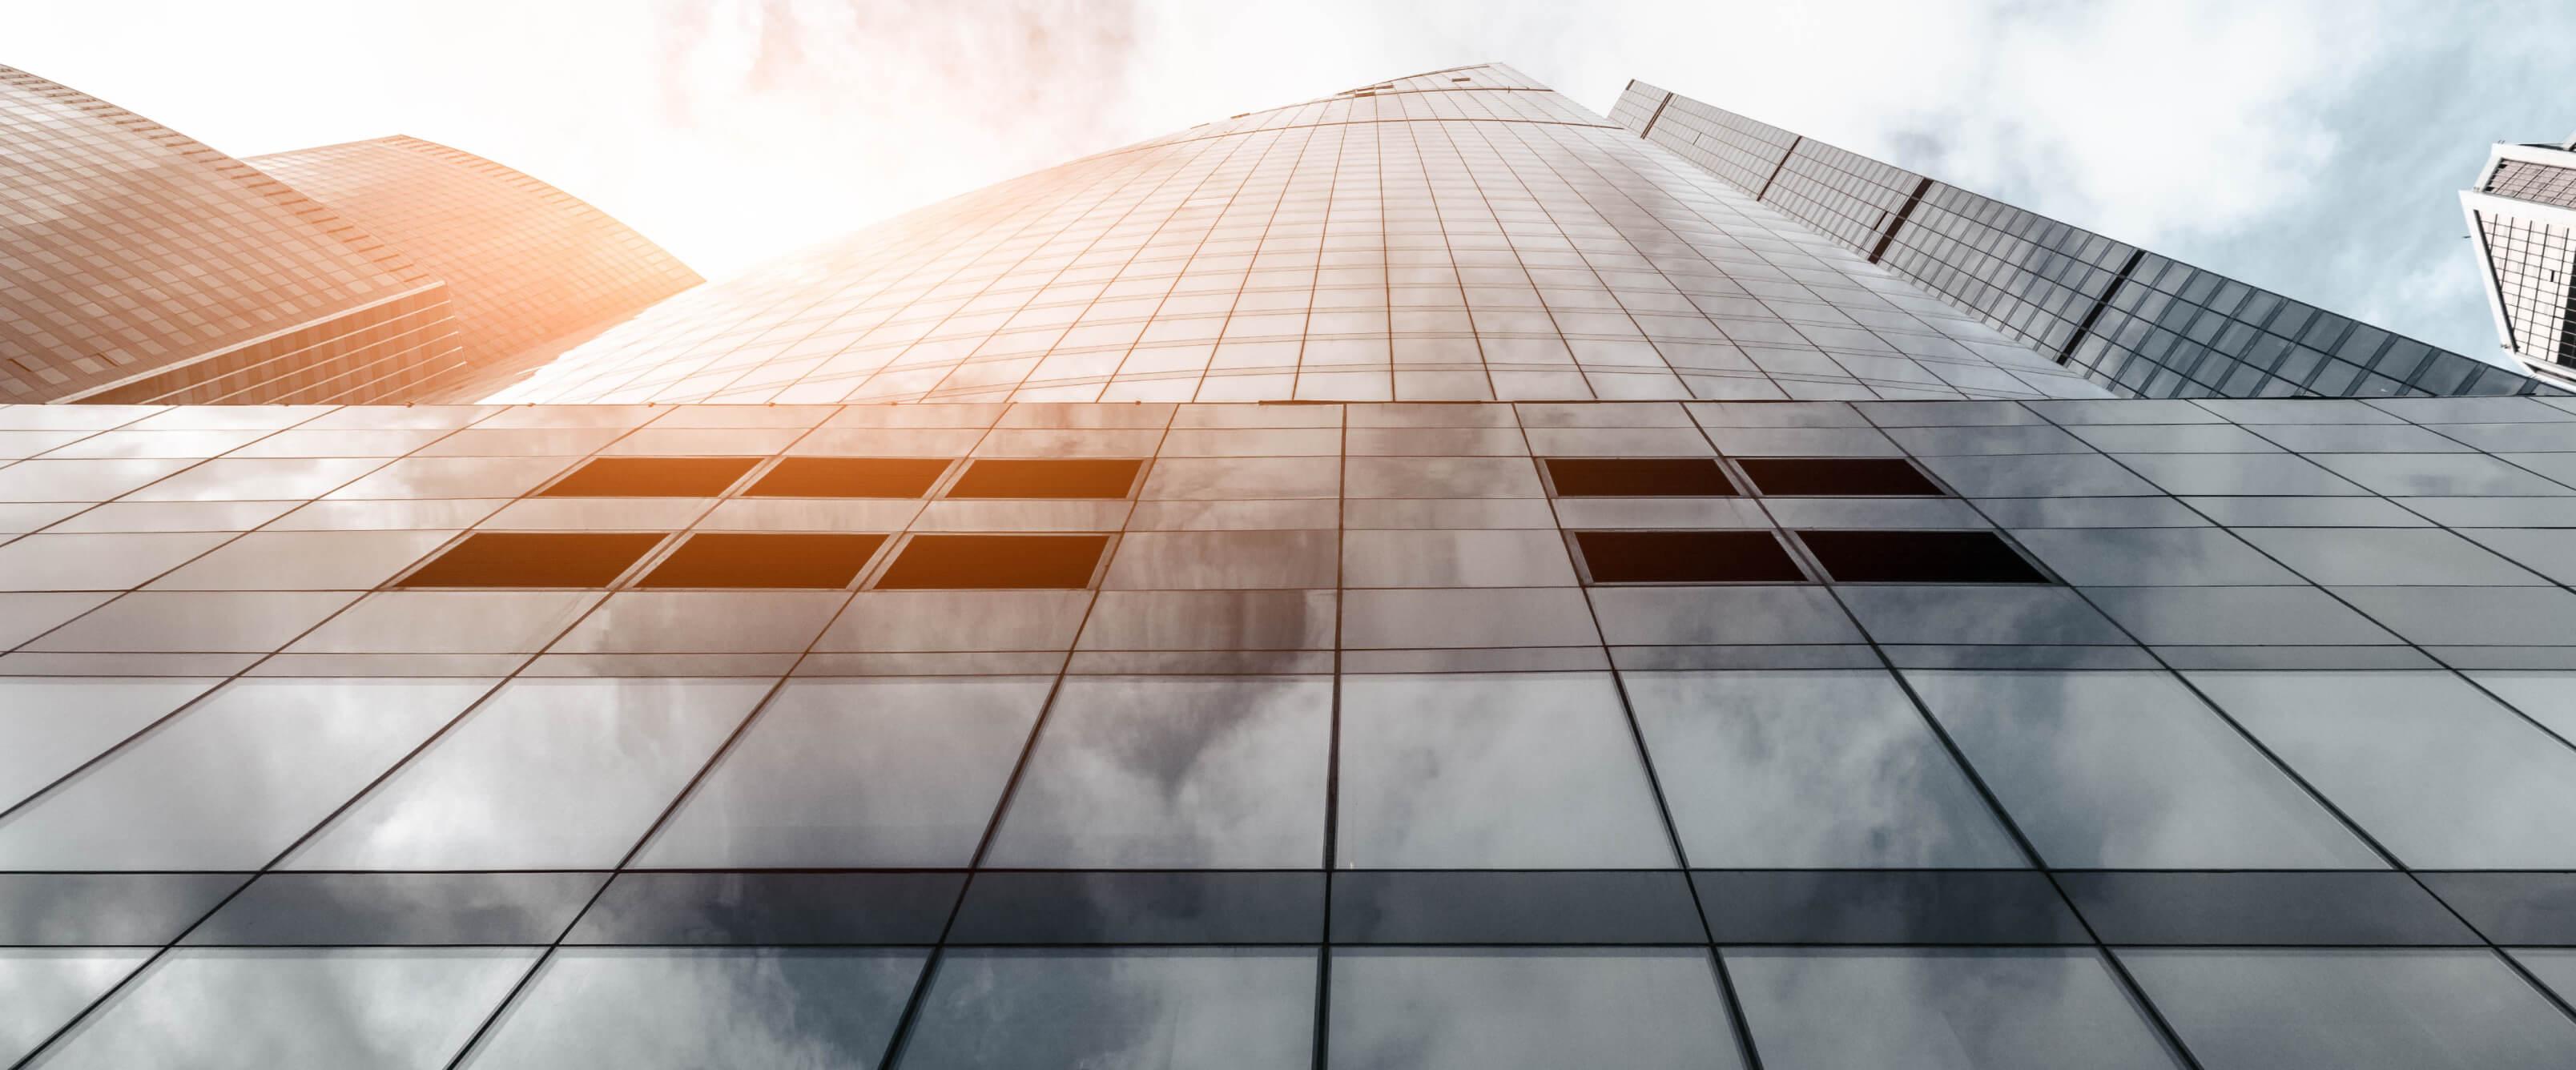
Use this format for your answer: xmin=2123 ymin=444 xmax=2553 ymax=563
xmin=1621 ymin=82 xmax=2546 ymax=400
xmin=7 ymin=62 xmax=2576 ymax=1070
xmin=2465 ymin=135 xmax=2576 ymax=388
xmin=248 ymin=137 xmax=704 ymax=398
xmin=0 ymin=67 xmax=468 ymax=404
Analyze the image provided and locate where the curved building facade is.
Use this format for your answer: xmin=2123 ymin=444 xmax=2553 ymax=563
xmin=249 ymin=136 xmax=702 ymax=396
xmin=0 ymin=67 xmax=468 ymax=404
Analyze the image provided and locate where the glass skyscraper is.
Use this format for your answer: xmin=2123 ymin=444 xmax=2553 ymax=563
xmin=2465 ymin=135 xmax=2576 ymax=389
xmin=6 ymin=62 xmax=2576 ymax=1070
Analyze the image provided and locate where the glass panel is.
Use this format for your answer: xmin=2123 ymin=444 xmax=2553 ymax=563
xmin=286 ymin=679 xmax=767 ymax=871
xmin=897 ymin=948 xmax=1314 ymax=1068
xmin=2119 ymin=949 xmax=2576 ymax=1070
xmin=1624 ymin=671 xmax=2024 ymax=867
xmin=0 ymin=951 xmax=153 ymax=1067
xmin=638 ymin=679 xmax=1049 ymax=867
xmin=462 ymin=949 xmax=924 ymax=1070
xmin=1337 ymin=674 xmax=1677 ymax=867
xmin=1906 ymin=671 xmax=2380 ymax=868
xmin=1726 ymin=948 xmax=2181 ymax=1070
xmin=29 ymin=948 xmax=536 ymax=1070
xmin=986 ymin=677 xmax=1329 ymax=867
xmin=1328 ymin=948 xmax=1744 ymax=1070
xmin=0 ymin=680 xmax=489 ymax=870
xmin=2188 ymin=672 xmax=2576 ymax=868
xmin=0 ymin=679 xmax=218 ymax=810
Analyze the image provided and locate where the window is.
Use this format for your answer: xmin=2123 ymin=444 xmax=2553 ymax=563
xmin=945 ymin=459 xmax=1144 ymax=499
xmin=396 ymin=533 xmax=666 ymax=588
xmin=1796 ymin=530 xmax=2048 ymax=583
xmin=637 ymin=533 xmax=888 ymax=589
xmin=743 ymin=457 xmax=950 ymax=498
xmin=1543 ymin=458 xmax=1737 ymax=497
xmin=1737 ymin=458 xmax=1944 ymax=497
xmin=537 ymin=457 xmax=760 ymax=497
xmin=1574 ymin=530 xmax=1805 ymax=583
xmin=875 ymin=534 xmax=1111 ymax=589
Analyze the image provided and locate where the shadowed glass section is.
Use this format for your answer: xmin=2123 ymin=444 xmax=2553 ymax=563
xmin=875 ymin=534 xmax=1109 ymax=589
xmin=1544 ymin=458 xmax=1738 ymax=497
xmin=397 ymin=532 xmax=666 ymax=588
xmin=744 ymin=457 xmax=951 ymax=497
xmin=945 ymin=459 xmax=1145 ymax=499
xmin=637 ymin=533 xmax=885 ymax=589
xmin=1574 ymin=530 xmax=1806 ymax=583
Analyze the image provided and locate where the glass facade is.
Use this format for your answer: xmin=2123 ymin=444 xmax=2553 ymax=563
xmin=3 ymin=392 xmax=2576 ymax=1066
xmin=1619 ymin=82 xmax=2553 ymax=401
xmin=0 ymin=67 xmax=469 ymax=405
xmin=248 ymin=137 xmax=703 ymax=398
xmin=9 ymin=62 xmax=2576 ymax=1068
xmin=492 ymin=66 xmax=2111 ymax=404
xmin=2465 ymin=144 xmax=2576 ymax=384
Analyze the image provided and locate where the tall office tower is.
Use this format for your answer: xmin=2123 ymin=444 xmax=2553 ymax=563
xmin=1619 ymin=82 xmax=2547 ymax=400
xmin=2465 ymin=135 xmax=2576 ymax=389
xmin=10 ymin=64 xmax=2576 ymax=1070
xmin=0 ymin=67 xmax=470 ymax=404
xmin=248 ymin=137 xmax=704 ymax=397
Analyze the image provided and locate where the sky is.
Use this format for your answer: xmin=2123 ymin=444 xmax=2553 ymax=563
xmin=4 ymin=0 xmax=2567 ymax=359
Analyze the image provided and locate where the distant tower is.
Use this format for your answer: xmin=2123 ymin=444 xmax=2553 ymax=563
xmin=2464 ymin=135 xmax=2576 ymax=388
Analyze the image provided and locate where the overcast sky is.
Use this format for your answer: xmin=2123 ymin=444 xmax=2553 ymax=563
xmin=6 ymin=0 xmax=2566 ymax=358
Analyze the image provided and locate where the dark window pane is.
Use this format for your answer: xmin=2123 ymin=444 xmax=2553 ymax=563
xmin=637 ymin=533 xmax=885 ymax=589
xmin=1694 ymin=871 xmax=2087 ymax=944
xmin=184 ymin=873 xmax=605 ymax=946
xmin=945 ymin=458 xmax=1144 ymax=498
xmin=1544 ymin=458 xmax=1737 ymax=497
xmin=1575 ymin=530 xmax=1805 ymax=583
xmin=1738 ymin=458 xmax=1945 ymax=497
xmin=1797 ymin=530 xmax=2048 ymax=583
xmin=742 ymin=457 xmax=951 ymax=497
xmin=2058 ymin=872 xmax=2475 ymax=946
xmin=875 ymin=534 xmax=1109 ymax=589
xmin=396 ymin=533 xmax=666 ymax=588
xmin=566 ymin=872 xmax=963 ymax=945
xmin=951 ymin=872 xmax=1324 ymax=944
xmin=1329 ymin=871 xmax=1704 ymax=944
xmin=537 ymin=457 xmax=760 ymax=497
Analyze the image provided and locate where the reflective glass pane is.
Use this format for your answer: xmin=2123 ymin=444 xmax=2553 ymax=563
xmin=2119 ymin=949 xmax=2576 ymax=1070
xmin=1906 ymin=672 xmax=2379 ymax=868
xmin=0 ymin=951 xmax=152 ymax=1066
xmin=0 ymin=679 xmax=218 ymax=811
xmin=30 ymin=948 xmax=536 ymax=1070
xmin=1337 ymin=674 xmax=1676 ymax=868
xmin=1624 ymin=671 xmax=2023 ymax=867
xmin=464 ymin=949 xmax=925 ymax=1070
xmin=897 ymin=948 xmax=1314 ymax=1068
xmin=1727 ymin=949 xmax=2180 ymax=1070
xmin=0 ymin=680 xmax=489 ymax=870
xmin=987 ymin=677 xmax=1329 ymax=867
xmin=638 ymin=679 xmax=1049 ymax=867
xmin=2188 ymin=672 xmax=2576 ymax=868
xmin=287 ymin=679 xmax=767 ymax=870
xmin=1328 ymin=948 xmax=1744 ymax=1070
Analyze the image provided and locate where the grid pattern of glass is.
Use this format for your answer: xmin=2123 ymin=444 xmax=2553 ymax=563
xmin=2490 ymin=159 xmax=2576 ymax=211
xmin=248 ymin=137 xmax=704 ymax=397
xmin=0 ymin=67 xmax=471 ymax=404
xmin=1618 ymin=81 xmax=2550 ymax=401
xmin=489 ymin=65 xmax=2107 ymax=405
xmin=9 ymin=394 xmax=2576 ymax=1067
xmin=2476 ymin=211 xmax=2576 ymax=369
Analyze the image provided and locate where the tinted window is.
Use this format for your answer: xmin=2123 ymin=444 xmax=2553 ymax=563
xmin=1797 ymin=530 xmax=2048 ymax=583
xmin=1574 ymin=530 xmax=1805 ymax=583
xmin=398 ymin=533 xmax=666 ymax=588
xmin=1738 ymin=457 xmax=1945 ymax=496
xmin=537 ymin=457 xmax=759 ymax=497
xmin=1544 ymin=457 xmax=1737 ymax=497
xmin=875 ymin=534 xmax=1110 ymax=589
